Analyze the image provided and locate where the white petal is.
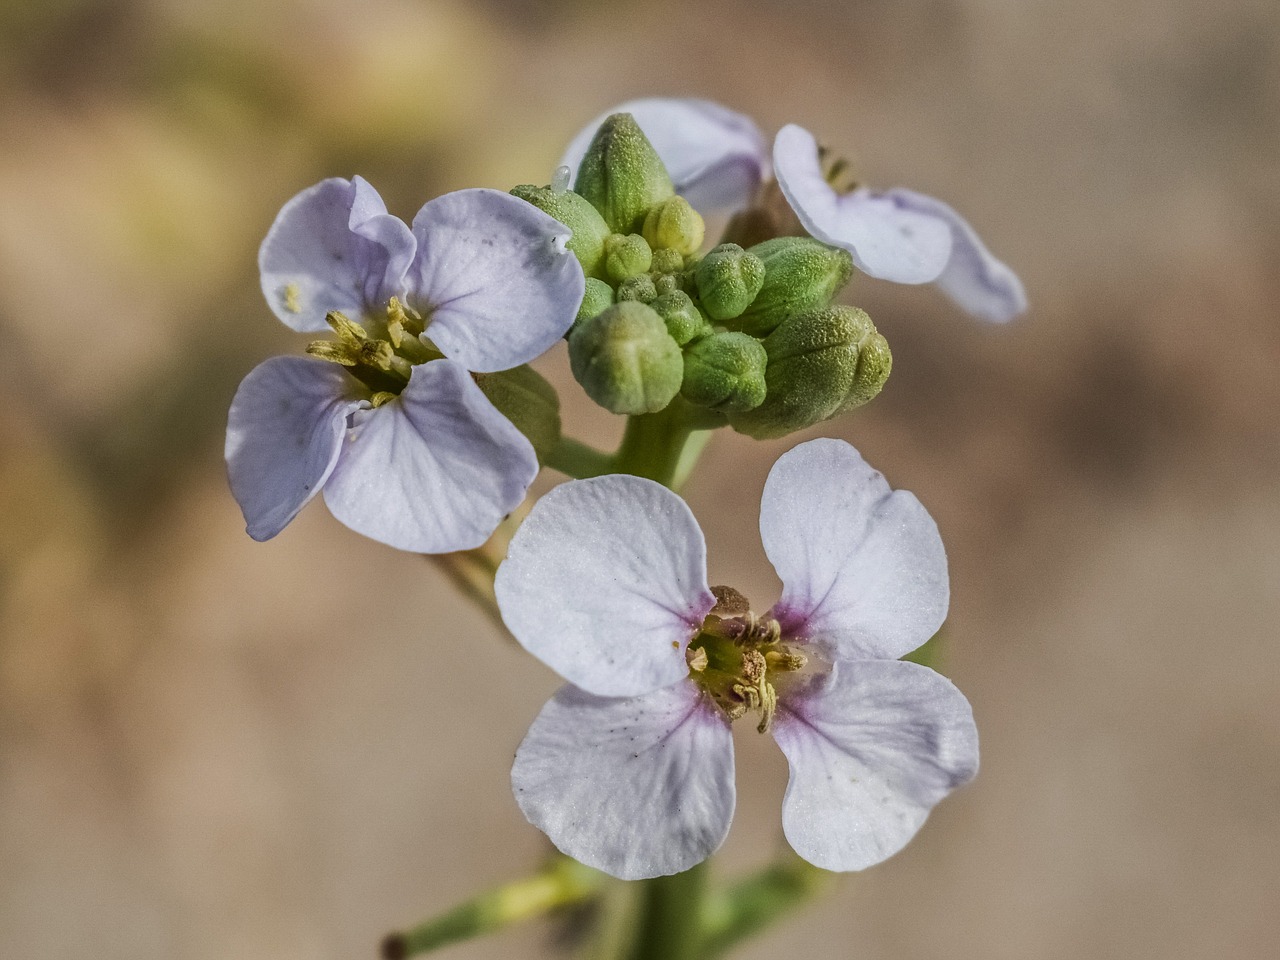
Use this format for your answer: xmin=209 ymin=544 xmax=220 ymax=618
xmin=560 ymin=98 xmax=769 ymax=212
xmin=321 ymin=359 xmax=537 ymax=552
xmin=773 ymin=125 xmax=952 ymax=284
xmin=494 ymin=475 xmax=715 ymax=698
xmin=772 ymin=660 xmax=979 ymax=872
xmin=258 ymin=176 xmax=415 ymax=332
xmin=225 ymin=356 xmax=362 ymax=541
xmin=513 ymin=682 xmax=735 ymax=880
xmin=761 ymin=439 xmax=948 ymax=662
xmin=878 ymin=188 xmax=1027 ymax=323
xmin=406 ymin=189 xmax=583 ymax=372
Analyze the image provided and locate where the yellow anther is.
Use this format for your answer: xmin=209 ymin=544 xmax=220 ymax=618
xmin=369 ymin=391 xmax=398 ymax=408
xmin=306 ymin=340 xmax=358 ymax=365
xmin=686 ymin=646 xmax=709 ymax=673
xmin=766 ymin=650 xmax=807 ymax=672
xmin=326 ymin=310 xmax=369 ymax=344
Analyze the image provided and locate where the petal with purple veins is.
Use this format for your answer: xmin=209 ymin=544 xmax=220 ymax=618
xmin=321 ymin=359 xmax=537 ymax=553
xmin=225 ymin=356 xmax=363 ymax=541
xmin=761 ymin=439 xmax=948 ymax=662
xmin=406 ymin=189 xmax=583 ymax=373
xmin=561 ymin=98 xmax=769 ymax=213
xmin=258 ymin=176 xmax=416 ymax=332
xmin=513 ymin=681 xmax=735 ymax=880
xmin=495 ymin=474 xmax=715 ymax=698
xmin=772 ymin=660 xmax=978 ymax=871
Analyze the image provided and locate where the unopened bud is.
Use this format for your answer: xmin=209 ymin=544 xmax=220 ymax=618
xmin=616 ymin=274 xmax=657 ymax=304
xmin=573 ymin=113 xmax=675 ymax=234
xmin=681 ymin=331 xmax=768 ymax=414
xmin=650 ymin=290 xmax=712 ymax=346
xmin=568 ymin=301 xmax=683 ymax=414
xmin=730 ymin=237 xmax=853 ymax=337
xmin=650 ymin=248 xmax=684 ymax=275
xmin=604 ymin=233 xmax=653 ymax=282
xmin=511 ymin=184 xmax=611 ymax=280
xmin=575 ymin=278 xmax=614 ymax=329
xmin=694 ymin=244 xmax=766 ymax=321
xmin=642 ymin=196 xmax=705 ymax=256
xmin=727 ymin=305 xmax=891 ymax=439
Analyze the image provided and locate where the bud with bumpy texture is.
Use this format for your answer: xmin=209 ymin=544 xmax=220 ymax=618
xmin=727 ymin=305 xmax=891 ymax=439
xmin=616 ymin=274 xmax=657 ymax=304
xmin=511 ymin=184 xmax=612 ymax=280
xmin=568 ymin=301 xmax=683 ymax=414
xmin=650 ymin=290 xmax=712 ymax=346
xmin=729 ymin=237 xmax=853 ymax=338
xmin=681 ymin=331 xmax=768 ymax=414
xmin=642 ymin=196 xmax=705 ymax=256
xmin=573 ymin=114 xmax=675 ymax=234
xmin=575 ymin=277 xmax=615 ymax=328
xmin=695 ymin=243 xmax=766 ymax=321
xmin=604 ymin=233 xmax=653 ymax=282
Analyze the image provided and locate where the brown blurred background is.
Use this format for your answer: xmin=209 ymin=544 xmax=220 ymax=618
xmin=2 ymin=0 xmax=1278 ymax=957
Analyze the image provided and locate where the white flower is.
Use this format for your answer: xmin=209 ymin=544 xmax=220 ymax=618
xmin=495 ymin=439 xmax=978 ymax=879
xmin=226 ymin=177 xmax=584 ymax=552
xmin=561 ymin=99 xmax=1026 ymax=323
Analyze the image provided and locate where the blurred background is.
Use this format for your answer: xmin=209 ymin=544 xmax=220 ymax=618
xmin=2 ymin=0 xmax=1278 ymax=957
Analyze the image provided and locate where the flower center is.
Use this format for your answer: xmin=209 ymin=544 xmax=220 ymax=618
xmin=305 ymin=298 xmax=441 ymax=405
xmin=687 ymin=586 xmax=808 ymax=734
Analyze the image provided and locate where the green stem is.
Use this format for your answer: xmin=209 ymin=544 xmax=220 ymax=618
xmin=381 ymin=857 xmax=605 ymax=958
xmin=546 ymin=437 xmax=617 ymax=479
xmin=626 ymin=861 xmax=709 ymax=960
xmin=700 ymin=855 xmax=832 ymax=957
xmin=613 ymin=398 xmax=707 ymax=489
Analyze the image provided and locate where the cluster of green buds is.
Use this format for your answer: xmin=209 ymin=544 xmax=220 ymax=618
xmin=512 ymin=114 xmax=893 ymax=439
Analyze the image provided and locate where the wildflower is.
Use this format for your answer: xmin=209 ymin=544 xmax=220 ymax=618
xmin=495 ymin=438 xmax=978 ymax=879
xmin=226 ymin=177 xmax=584 ymax=551
xmin=562 ymin=98 xmax=1026 ymax=323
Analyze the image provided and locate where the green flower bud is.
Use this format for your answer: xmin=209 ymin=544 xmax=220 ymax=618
xmin=727 ymin=306 xmax=891 ymax=440
xmin=681 ymin=332 xmax=768 ymax=414
xmin=573 ymin=113 xmax=675 ymax=234
xmin=642 ymin=196 xmax=705 ymax=256
xmin=568 ymin=301 xmax=683 ymax=414
xmin=729 ymin=237 xmax=854 ymax=338
xmin=650 ymin=290 xmax=712 ymax=346
xmin=650 ymin=248 xmax=684 ymax=275
xmin=604 ymin=233 xmax=653 ymax=282
xmin=473 ymin=365 xmax=561 ymax=463
xmin=510 ymin=184 xmax=611 ymax=279
xmin=616 ymin=274 xmax=657 ymax=303
xmin=575 ymin=277 xmax=614 ymax=328
xmin=653 ymin=271 xmax=681 ymax=296
xmin=694 ymin=243 xmax=766 ymax=321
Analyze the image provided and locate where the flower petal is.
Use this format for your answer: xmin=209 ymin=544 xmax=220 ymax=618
xmin=321 ymin=359 xmax=537 ymax=552
xmin=513 ymin=681 xmax=735 ymax=880
xmin=761 ymin=439 xmax=948 ymax=662
xmin=225 ymin=356 xmax=363 ymax=541
xmin=560 ymin=98 xmax=769 ymax=212
xmin=773 ymin=124 xmax=952 ymax=284
xmin=494 ymin=475 xmax=715 ymax=698
xmin=877 ymin=188 xmax=1027 ymax=323
xmin=406 ymin=189 xmax=583 ymax=372
xmin=258 ymin=176 xmax=416 ymax=332
xmin=772 ymin=660 xmax=979 ymax=871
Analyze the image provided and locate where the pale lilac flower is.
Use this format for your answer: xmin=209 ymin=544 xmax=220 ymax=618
xmin=226 ymin=177 xmax=584 ymax=552
xmin=495 ymin=439 xmax=978 ymax=879
xmin=562 ymin=98 xmax=1026 ymax=322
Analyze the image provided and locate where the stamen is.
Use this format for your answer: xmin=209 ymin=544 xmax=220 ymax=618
xmin=306 ymin=340 xmax=358 ymax=365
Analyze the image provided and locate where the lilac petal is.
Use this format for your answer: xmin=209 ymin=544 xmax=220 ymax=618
xmin=773 ymin=124 xmax=952 ymax=284
xmin=406 ymin=189 xmax=583 ymax=372
xmin=761 ymin=439 xmax=948 ymax=662
xmin=494 ymin=475 xmax=715 ymax=698
xmin=321 ymin=359 xmax=537 ymax=553
xmin=877 ymin=188 xmax=1027 ymax=323
xmin=513 ymin=681 xmax=735 ymax=880
xmin=560 ymin=98 xmax=769 ymax=212
xmin=772 ymin=660 xmax=978 ymax=871
xmin=258 ymin=176 xmax=416 ymax=332
xmin=225 ymin=356 xmax=363 ymax=541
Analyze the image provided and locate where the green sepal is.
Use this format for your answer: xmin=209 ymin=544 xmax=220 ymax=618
xmin=729 ymin=237 xmax=853 ymax=337
xmin=651 ymin=290 xmax=712 ymax=346
xmin=681 ymin=331 xmax=768 ymax=414
xmin=510 ymin=184 xmax=611 ymax=280
xmin=616 ymin=274 xmax=657 ymax=304
xmin=473 ymin=365 xmax=561 ymax=464
xmin=694 ymin=243 xmax=766 ymax=321
xmin=604 ymin=233 xmax=653 ymax=282
xmin=568 ymin=301 xmax=683 ymax=414
xmin=573 ymin=113 xmax=675 ymax=234
xmin=727 ymin=305 xmax=891 ymax=439
xmin=575 ymin=277 xmax=615 ymax=330
xmin=642 ymin=195 xmax=705 ymax=255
